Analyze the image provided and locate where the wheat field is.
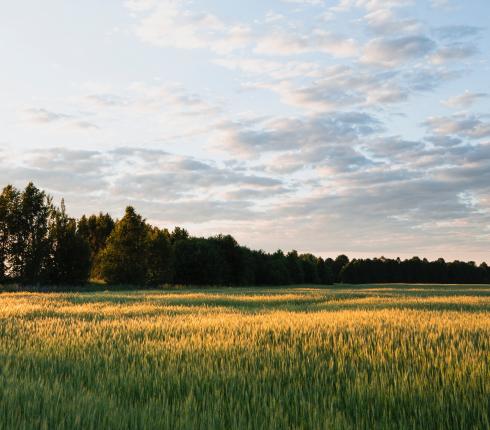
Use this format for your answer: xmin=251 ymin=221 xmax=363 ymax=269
xmin=0 ymin=285 xmax=488 ymax=429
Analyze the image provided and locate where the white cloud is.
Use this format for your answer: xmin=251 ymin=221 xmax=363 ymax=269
xmin=362 ymin=35 xmax=436 ymax=67
xmin=23 ymin=108 xmax=99 ymax=130
xmin=425 ymin=114 xmax=490 ymax=139
xmin=246 ymin=66 xmax=455 ymax=112
xmin=255 ymin=29 xmax=359 ymax=57
xmin=214 ymin=57 xmax=323 ymax=80
xmin=364 ymin=8 xmax=421 ymax=35
xmin=129 ymin=0 xmax=251 ymax=53
xmin=332 ymin=0 xmax=413 ymax=13
xmin=282 ymin=0 xmax=325 ymax=5
xmin=443 ymin=91 xmax=489 ymax=109
xmin=431 ymin=43 xmax=478 ymax=64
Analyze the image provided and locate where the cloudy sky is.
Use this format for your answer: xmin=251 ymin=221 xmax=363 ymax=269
xmin=1 ymin=0 xmax=489 ymax=261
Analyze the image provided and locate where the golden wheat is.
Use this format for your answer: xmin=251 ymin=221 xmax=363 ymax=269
xmin=0 ymin=285 xmax=488 ymax=429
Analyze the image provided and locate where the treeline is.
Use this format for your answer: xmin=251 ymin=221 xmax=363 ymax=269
xmin=0 ymin=183 xmax=335 ymax=286
xmin=1 ymin=183 xmax=488 ymax=287
xmin=341 ymin=257 xmax=490 ymax=284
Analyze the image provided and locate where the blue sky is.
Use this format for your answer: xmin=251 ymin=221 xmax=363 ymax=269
xmin=1 ymin=0 xmax=489 ymax=261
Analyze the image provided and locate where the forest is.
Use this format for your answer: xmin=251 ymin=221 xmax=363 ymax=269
xmin=1 ymin=183 xmax=489 ymax=286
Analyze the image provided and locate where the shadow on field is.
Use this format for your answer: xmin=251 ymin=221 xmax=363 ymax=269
xmin=33 ymin=284 xmax=490 ymax=315
xmin=2 ymin=284 xmax=489 ymax=316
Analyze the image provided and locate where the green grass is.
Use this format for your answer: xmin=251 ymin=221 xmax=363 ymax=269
xmin=0 ymin=284 xmax=489 ymax=429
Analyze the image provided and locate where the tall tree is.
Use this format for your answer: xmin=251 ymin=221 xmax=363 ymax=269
xmin=0 ymin=185 xmax=21 ymax=282
xmin=317 ymin=257 xmax=334 ymax=285
xmin=146 ymin=226 xmax=173 ymax=286
xmin=47 ymin=199 xmax=91 ymax=285
xmin=78 ymin=212 xmax=115 ymax=278
xmin=9 ymin=184 xmax=53 ymax=284
xmin=286 ymin=250 xmax=305 ymax=285
xmin=173 ymin=238 xmax=223 ymax=285
xmin=300 ymin=253 xmax=320 ymax=284
xmin=333 ymin=254 xmax=350 ymax=283
xmin=98 ymin=207 xmax=149 ymax=285
xmin=211 ymin=234 xmax=242 ymax=285
xmin=170 ymin=227 xmax=189 ymax=244
xmin=0 ymin=186 xmax=19 ymax=282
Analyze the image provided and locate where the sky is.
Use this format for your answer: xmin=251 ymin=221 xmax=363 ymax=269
xmin=1 ymin=0 xmax=489 ymax=262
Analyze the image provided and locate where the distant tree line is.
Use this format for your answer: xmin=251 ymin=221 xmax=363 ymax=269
xmin=0 ymin=183 xmax=488 ymax=286
xmin=341 ymin=257 xmax=490 ymax=284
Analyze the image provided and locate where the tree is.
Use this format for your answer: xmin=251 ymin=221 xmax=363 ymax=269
xmin=300 ymin=253 xmax=320 ymax=284
xmin=78 ymin=212 xmax=115 ymax=278
xmin=317 ymin=257 xmax=334 ymax=285
xmin=238 ymin=246 xmax=256 ymax=285
xmin=0 ymin=183 xmax=54 ymax=285
xmin=286 ymin=250 xmax=304 ymax=284
xmin=480 ymin=262 xmax=489 ymax=283
xmin=173 ymin=238 xmax=224 ymax=285
xmin=0 ymin=186 xmax=18 ymax=282
xmin=146 ymin=227 xmax=173 ymax=286
xmin=170 ymin=227 xmax=189 ymax=244
xmin=47 ymin=199 xmax=91 ymax=285
xmin=211 ymin=235 xmax=243 ymax=285
xmin=18 ymin=183 xmax=53 ymax=284
xmin=264 ymin=250 xmax=291 ymax=285
xmin=333 ymin=254 xmax=349 ymax=283
xmin=98 ymin=207 xmax=149 ymax=285
xmin=340 ymin=259 xmax=361 ymax=284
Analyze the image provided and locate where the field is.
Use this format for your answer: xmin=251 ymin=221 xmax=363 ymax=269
xmin=0 ymin=285 xmax=489 ymax=430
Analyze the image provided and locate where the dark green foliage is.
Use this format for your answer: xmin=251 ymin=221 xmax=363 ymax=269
xmin=333 ymin=254 xmax=349 ymax=283
xmin=237 ymin=247 xmax=257 ymax=285
xmin=173 ymin=238 xmax=225 ymax=285
xmin=286 ymin=251 xmax=305 ymax=284
xmin=250 ymin=250 xmax=290 ymax=286
xmin=209 ymin=235 xmax=246 ymax=285
xmin=317 ymin=257 xmax=335 ymax=285
xmin=0 ymin=184 xmax=91 ymax=285
xmin=341 ymin=256 xmax=490 ymax=284
xmin=78 ymin=212 xmax=115 ymax=278
xmin=300 ymin=254 xmax=320 ymax=284
xmin=47 ymin=200 xmax=91 ymax=285
xmin=98 ymin=207 xmax=149 ymax=285
xmin=170 ymin=227 xmax=189 ymax=244
xmin=18 ymin=184 xmax=53 ymax=283
xmin=0 ymin=186 xmax=14 ymax=283
xmin=267 ymin=250 xmax=292 ymax=285
xmin=0 ymin=183 xmax=52 ymax=284
xmin=146 ymin=227 xmax=173 ymax=286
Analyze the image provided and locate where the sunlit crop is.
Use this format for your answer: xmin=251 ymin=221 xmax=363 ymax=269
xmin=0 ymin=285 xmax=488 ymax=429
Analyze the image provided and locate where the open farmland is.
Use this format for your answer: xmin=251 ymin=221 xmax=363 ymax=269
xmin=0 ymin=285 xmax=489 ymax=429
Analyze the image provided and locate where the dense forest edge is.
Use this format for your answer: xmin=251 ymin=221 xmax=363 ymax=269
xmin=1 ymin=183 xmax=489 ymax=287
